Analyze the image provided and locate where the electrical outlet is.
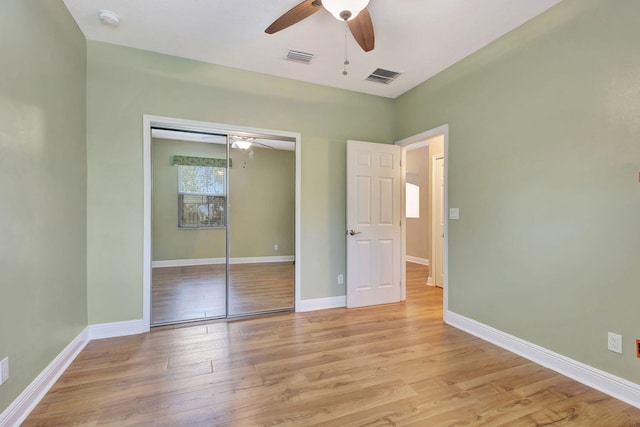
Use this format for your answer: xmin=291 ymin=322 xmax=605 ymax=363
xmin=0 ymin=357 xmax=8 ymax=385
xmin=608 ymin=332 xmax=622 ymax=354
xmin=273 ymin=244 xmax=278 ymax=251
xmin=337 ymin=274 xmax=344 ymax=285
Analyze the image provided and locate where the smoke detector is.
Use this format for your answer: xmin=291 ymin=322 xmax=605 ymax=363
xmin=98 ymin=10 xmax=120 ymax=26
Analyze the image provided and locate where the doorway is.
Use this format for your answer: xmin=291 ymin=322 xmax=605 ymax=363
xmin=396 ymin=125 xmax=448 ymax=318
xmin=143 ymin=115 xmax=301 ymax=327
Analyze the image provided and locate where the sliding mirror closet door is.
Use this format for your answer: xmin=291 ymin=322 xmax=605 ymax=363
xmin=227 ymin=136 xmax=296 ymax=317
xmin=151 ymin=131 xmax=228 ymax=325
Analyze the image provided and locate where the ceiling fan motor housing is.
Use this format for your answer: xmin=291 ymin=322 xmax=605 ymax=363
xmin=322 ymin=0 xmax=370 ymax=21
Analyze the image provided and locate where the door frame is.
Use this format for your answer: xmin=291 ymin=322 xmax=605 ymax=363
xmin=142 ymin=114 xmax=302 ymax=328
xmin=431 ymin=153 xmax=445 ymax=288
xmin=395 ymin=124 xmax=449 ymax=321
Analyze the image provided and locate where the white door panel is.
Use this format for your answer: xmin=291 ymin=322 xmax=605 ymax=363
xmin=347 ymin=140 xmax=402 ymax=308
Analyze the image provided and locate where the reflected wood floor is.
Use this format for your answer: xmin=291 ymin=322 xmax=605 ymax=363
xmin=152 ymin=262 xmax=295 ymax=324
xmin=25 ymin=263 xmax=640 ymax=426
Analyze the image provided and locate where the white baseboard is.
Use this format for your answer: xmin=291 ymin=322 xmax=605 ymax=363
xmin=405 ymin=256 xmax=429 ymax=266
xmin=89 ymin=319 xmax=149 ymax=340
xmin=230 ymin=256 xmax=294 ymax=265
xmin=152 ymin=257 xmax=224 ymax=267
xmin=152 ymin=256 xmax=295 ymax=268
xmin=297 ymin=296 xmax=346 ymax=312
xmin=427 ymin=276 xmax=434 ymax=286
xmin=0 ymin=328 xmax=90 ymax=427
xmin=446 ymin=311 xmax=640 ymax=410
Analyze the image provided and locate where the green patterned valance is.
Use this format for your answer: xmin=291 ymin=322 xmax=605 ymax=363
xmin=172 ymin=155 xmax=228 ymax=167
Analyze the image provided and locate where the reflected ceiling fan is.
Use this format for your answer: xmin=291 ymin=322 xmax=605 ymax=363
xmin=230 ymin=136 xmax=269 ymax=150
xmin=230 ymin=135 xmax=296 ymax=151
xmin=265 ymin=0 xmax=375 ymax=52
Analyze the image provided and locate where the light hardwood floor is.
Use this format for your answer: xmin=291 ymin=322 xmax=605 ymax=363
xmin=152 ymin=262 xmax=295 ymax=324
xmin=25 ymin=263 xmax=640 ymax=425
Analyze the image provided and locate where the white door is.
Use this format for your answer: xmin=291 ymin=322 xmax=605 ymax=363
xmin=433 ymin=155 xmax=444 ymax=288
xmin=346 ymin=140 xmax=402 ymax=308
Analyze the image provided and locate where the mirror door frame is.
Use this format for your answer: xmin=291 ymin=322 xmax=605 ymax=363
xmin=143 ymin=114 xmax=301 ymax=328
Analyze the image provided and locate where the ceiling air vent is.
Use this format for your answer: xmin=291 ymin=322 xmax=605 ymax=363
xmin=366 ymin=68 xmax=401 ymax=84
xmin=286 ymin=49 xmax=314 ymax=64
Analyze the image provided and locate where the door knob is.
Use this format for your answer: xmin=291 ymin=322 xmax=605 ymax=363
xmin=348 ymin=229 xmax=361 ymax=236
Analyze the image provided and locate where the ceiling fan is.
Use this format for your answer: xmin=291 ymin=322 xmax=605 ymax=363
xmin=265 ymin=0 xmax=375 ymax=52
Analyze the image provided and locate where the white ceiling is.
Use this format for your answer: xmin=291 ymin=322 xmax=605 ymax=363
xmin=62 ymin=0 xmax=562 ymax=99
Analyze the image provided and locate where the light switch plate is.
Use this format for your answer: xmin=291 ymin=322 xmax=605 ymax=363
xmin=449 ymin=208 xmax=460 ymax=220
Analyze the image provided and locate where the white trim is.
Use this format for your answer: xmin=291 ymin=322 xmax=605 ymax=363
xmin=297 ymin=296 xmax=346 ymax=312
xmin=427 ymin=276 xmax=434 ymax=286
xmin=0 ymin=329 xmax=90 ymax=427
xmin=151 ymin=256 xmax=295 ymax=268
xmin=143 ymin=115 xmax=302 ymax=321
xmin=400 ymin=147 xmax=407 ymax=301
xmin=405 ymin=140 xmax=429 ymax=151
xmin=395 ymin=125 xmax=449 ymax=148
xmin=231 ymin=256 xmax=295 ymax=265
xmin=446 ymin=311 xmax=640 ymax=410
xmin=431 ymin=153 xmax=445 ymax=290
xmin=143 ymin=117 xmax=152 ymax=330
xmin=152 ymin=257 xmax=225 ymax=267
xmin=405 ymin=256 xmax=429 ymax=266
xmin=443 ymin=126 xmax=449 ymax=323
xmin=294 ymin=132 xmax=302 ymax=312
xmin=88 ymin=319 xmax=148 ymax=340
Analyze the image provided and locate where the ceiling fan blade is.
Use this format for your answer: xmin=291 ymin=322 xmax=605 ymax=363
xmin=348 ymin=8 xmax=375 ymax=52
xmin=253 ymin=142 xmax=274 ymax=149
xmin=265 ymin=0 xmax=323 ymax=34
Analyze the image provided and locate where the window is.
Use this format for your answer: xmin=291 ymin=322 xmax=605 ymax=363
xmin=405 ymin=183 xmax=420 ymax=218
xmin=178 ymin=165 xmax=225 ymax=228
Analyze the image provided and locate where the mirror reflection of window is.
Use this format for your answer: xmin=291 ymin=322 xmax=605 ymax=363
xmin=177 ymin=165 xmax=226 ymax=228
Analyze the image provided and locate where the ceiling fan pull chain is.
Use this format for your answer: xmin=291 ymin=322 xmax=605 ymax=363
xmin=343 ymin=21 xmax=350 ymax=76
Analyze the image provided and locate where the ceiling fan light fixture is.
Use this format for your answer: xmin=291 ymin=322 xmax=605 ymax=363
xmin=322 ymin=0 xmax=370 ymax=21
xmin=231 ymin=136 xmax=254 ymax=150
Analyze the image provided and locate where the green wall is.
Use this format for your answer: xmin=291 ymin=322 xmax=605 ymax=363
xmin=152 ymin=139 xmax=295 ymax=261
xmin=0 ymin=0 xmax=87 ymax=414
xmin=397 ymin=0 xmax=640 ymax=383
xmin=228 ymin=146 xmax=295 ymax=258
xmin=86 ymin=41 xmax=395 ymax=323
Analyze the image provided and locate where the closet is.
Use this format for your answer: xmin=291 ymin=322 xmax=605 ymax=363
xmin=150 ymin=127 xmax=295 ymax=325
